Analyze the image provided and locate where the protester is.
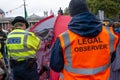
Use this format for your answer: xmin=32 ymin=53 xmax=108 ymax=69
xmin=36 ymin=40 xmax=49 ymax=80
xmin=109 ymin=21 xmax=120 ymax=80
xmin=0 ymin=59 xmax=7 ymax=80
xmin=6 ymin=16 xmax=41 ymax=80
xmin=0 ymin=24 xmax=8 ymax=80
xmin=36 ymin=29 xmax=54 ymax=80
xmin=50 ymin=0 xmax=119 ymax=80
xmin=113 ymin=21 xmax=120 ymax=37
xmin=110 ymin=39 xmax=120 ymax=80
xmin=0 ymin=24 xmax=7 ymax=59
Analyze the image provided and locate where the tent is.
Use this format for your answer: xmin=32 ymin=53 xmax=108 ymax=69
xmin=30 ymin=14 xmax=71 ymax=41
xmin=30 ymin=14 xmax=71 ymax=80
xmin=53 ymin=15 xmax=71 ymax=41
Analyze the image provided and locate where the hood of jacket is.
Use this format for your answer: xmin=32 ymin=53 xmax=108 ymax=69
xmin=68 ymin=12 xmax=102 ymax=37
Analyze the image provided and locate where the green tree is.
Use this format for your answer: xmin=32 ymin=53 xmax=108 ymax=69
xmin=64 ymin=7 xmax=69 ymax=15
xmin=63 ymin=0 xmax=120 ymax=20
xmin=87 ymin=0 xmax=120 ymax=20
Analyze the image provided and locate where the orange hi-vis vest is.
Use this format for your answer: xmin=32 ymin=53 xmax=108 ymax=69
xmin=59 ymin=26 xmax=118 ymax=80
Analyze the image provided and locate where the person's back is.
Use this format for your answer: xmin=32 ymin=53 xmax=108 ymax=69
xmin=6 ymin=16 xmax=40 ymax=80
xmin=50 ymin=0 xmax=119 ymax=80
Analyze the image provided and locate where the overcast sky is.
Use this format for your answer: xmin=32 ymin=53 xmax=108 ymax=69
xmin=0 ymin=0 xmax=70 ymax=17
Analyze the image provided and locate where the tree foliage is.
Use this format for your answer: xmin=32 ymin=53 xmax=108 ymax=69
xmin=63 ymin=0 xmax=120 ymax=20
xmin=64 ymin=7 xmax=69 ymax=15
xmin=87 ymin=0 xmax=120 ymax=20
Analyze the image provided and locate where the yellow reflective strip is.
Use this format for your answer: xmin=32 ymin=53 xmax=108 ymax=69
xmin=10 ymin=54 xmax=35 ymax=61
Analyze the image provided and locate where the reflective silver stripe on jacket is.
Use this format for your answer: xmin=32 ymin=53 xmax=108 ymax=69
xmin=61 ymin=28 xmax=115 ymax=75
xmin=8 ymin=31 xmax=36 ymax=60
xmin=10 ymin=54 xmax=35 ymax=60
xmin=8 ymin=31 xmax=33 ymax=52
xmin=105 ymin=27 xmax=116 ymax=54
xmin=60 ymin=73 xmax=64 ymax=80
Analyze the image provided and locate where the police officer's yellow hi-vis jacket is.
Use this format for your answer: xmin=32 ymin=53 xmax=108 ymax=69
xmin=0 ymin=43 xmax=3 ymax=58
xmin=6 ymin=29 xmax=40 ymax=61
xmin=59 ymin=27 xmax=118 ymax=80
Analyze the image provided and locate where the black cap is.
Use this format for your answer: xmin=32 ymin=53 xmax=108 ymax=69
xmin=69 ymin=0 xmax=89 ymax=17
xmin=11 ymin=16 xmax=29 ymax=28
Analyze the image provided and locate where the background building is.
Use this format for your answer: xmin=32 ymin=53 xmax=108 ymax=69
xmin=0 ymin=8 xmax=45 ymax=31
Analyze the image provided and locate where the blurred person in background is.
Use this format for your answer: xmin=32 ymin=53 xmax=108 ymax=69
xmin=0 ymin=24 xmax=7 ymax=59
xmin=113 ymin=21 xmax=120 ymax=37
xmin=0 ymin=24 xmax=8 ymax=80
xmin=110 ymin=21 xmax=120 ymax=80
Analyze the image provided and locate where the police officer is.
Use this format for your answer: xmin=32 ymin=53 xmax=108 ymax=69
xmin=50 ymin=0 xmax=118 ymax=80
xmin=6 ymin=16 xmax=40 ymax=80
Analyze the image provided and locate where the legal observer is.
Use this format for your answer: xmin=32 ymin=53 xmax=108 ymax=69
xmin=74 ymin=37 xmax=108 ymax=52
